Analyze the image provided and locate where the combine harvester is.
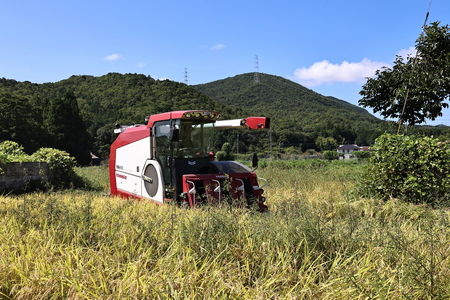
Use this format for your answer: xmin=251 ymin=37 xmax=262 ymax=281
xmin=110 ymin=110 xmax=270 ymax=212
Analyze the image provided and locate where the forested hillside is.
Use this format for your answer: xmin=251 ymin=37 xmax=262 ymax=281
xmin=2 ymin=72 xmax=449 ymax=164
xmin=193 ymin=73 xmax=383 ymax=150
xmin=0 ymin=73 xmax=245 ymax=162
xmin=194 ymin=73 xmax=374 ymax=122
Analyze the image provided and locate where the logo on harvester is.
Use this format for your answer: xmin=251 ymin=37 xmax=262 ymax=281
xmin=116 ymin=173 xmax=127 ymax=179
xmin=188 ymin=161 xmax=196 ymax=166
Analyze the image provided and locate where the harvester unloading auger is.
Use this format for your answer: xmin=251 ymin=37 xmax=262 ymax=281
xmin=110 ymin=110 xmax=270 ymax=212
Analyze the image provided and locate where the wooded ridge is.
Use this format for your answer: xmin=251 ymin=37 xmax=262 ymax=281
xmin=1 ymin=72 xmax=448 ymax=164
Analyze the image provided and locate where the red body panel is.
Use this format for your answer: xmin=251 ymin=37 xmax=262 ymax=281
xmin=244 ymin=117 xmax=270 ymax=129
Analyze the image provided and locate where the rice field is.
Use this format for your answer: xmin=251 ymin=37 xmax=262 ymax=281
xmin=1 ymin=162 xmax=450 ymax=299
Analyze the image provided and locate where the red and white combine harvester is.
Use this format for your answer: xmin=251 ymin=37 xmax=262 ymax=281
xmin=110 ymin=110 xmax=270 ymax=212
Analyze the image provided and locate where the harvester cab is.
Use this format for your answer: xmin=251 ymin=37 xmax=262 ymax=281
xmin=110 ymin=110 xmax=270 ymax=212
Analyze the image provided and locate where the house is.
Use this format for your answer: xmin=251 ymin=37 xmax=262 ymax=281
xmin=337 ymin=144 xmax=361 ymax=159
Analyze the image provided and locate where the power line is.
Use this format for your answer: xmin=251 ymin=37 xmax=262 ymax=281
xmin=397 ymin=0 xmax=433 ymax=133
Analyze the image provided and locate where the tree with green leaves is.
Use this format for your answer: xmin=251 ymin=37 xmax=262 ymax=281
xmin=0 ymin=93 xmax=45 ymax=152
xmin=216 ymin=142 xmax=235 ymax=161
xmin=322 ymin=150 xmax=338 ymax=161
xmin=359 ymin=22 xmax=450 ymax=128
xmin=315 ymin=136 xmax=338 ymax=152
xmin=44 ymin=91 xmax=91 ymax=165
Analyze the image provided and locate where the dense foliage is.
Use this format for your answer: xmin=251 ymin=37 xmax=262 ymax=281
xmin=0 ymin=141 xmax=76 ymax=187
xmin=361 ymin=134 xmax=450 ymax=205
xmin=0 ymin=74 xmax=241 ymax=159
xmin=2 ymin=72 xmax=450 ymax=163
xmin=193 ymin=73 xmax=383 ymax=150
xmin=44 ymin=91 xmax=91 ymax=165
xmin=359 ymin=22 xmax=450 ymax=126
xmin=0 ymin=92 xmax=45 ymax=153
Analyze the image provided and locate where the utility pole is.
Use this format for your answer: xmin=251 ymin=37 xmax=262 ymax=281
xmin=269 ymin=127 xmax=272 ymax=161
xmin=184 ymin=67 xmax=188 ymax=85
xmin=254 ymin=55 xmax=260 ymax=84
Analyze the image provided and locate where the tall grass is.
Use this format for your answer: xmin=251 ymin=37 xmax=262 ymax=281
xmin=1 ymin=161 xmax=450 ymax=299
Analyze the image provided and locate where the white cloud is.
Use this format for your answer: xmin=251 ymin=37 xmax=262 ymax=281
xmin=137 ymin=62 xmax=147 ymax=68
xmin=104 ymin=53 xmax=123 ymax=61
xmin=291 ymin=58 xmax=388 ymax=87
xmin=210 ymin=44 xmax=226 ymax=51
xmin=397 ymin=47 xmax=417 ymax=59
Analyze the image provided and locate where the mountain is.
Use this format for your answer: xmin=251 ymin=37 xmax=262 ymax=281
xmin=193 ymin=73 xmax=382 ymax=148
xmin=193 ymin=73 xmax=379 ymax=128
xmin=1 ymin=73 xmax=257 ymax=157
xmin=1 ymin=72 xmax=394 ymax=157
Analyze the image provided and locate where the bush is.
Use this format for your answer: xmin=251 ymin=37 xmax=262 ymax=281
xmin=216 ymin=142 xmax=235 ymax=161
xmin=323 ymin=150 xmax=339 ymax=161
xmin=353 ymin=150 xmax=371 ymax=160
xmin=0 ymin=140 xmax=25 ymax=156
xmin=31 ymin=148 xmax=76 ymax=171
xmin=0 ymin=141 xmax=78 ymax=187
xmin=361 ymin=134 xmax=450 ymax=205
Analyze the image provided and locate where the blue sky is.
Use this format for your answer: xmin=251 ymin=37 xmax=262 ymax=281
xmin=1 ymin=0 xmax=449 ymax=124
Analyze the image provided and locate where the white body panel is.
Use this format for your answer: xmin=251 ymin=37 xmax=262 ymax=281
xmin=214 ymin=119 xmax=244 ymax=129
xmin=115 ymin=137 xmax=150 ymax=197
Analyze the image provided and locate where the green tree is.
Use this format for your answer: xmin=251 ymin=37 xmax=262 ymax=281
xmin=44 ymin=91 xmax=91 ymax=165
xmin=315 ymin=136 xmax=338 ymax=152
xmin=0 ymin=93 xmax=45 ymax=152
xmin=216 ymin=142 xmax=235 ymax=161
xmin=359 ymin=22 xmax=450 ymax=127
xmin=323 ymin=150 xmax=338 ymax=161
xmin=352 ymin=150 xmax=371 ymax=160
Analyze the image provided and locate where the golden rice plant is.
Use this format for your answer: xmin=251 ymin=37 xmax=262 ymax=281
xmin=0 ymin=161 xmax=449 ymax=299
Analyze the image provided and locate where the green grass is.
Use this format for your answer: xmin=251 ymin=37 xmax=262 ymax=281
xmin=1 ymin=161 xmax=450 ymax=299
xmin=73 ymin=165 xmax=110 ymax=192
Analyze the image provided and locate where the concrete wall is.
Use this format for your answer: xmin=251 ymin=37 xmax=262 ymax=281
xmin=0 ymin=162 xmax=55 ymax=193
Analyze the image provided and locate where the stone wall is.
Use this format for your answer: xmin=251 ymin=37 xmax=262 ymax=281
xmin=0 ymin=162 xmax=55 ymax=193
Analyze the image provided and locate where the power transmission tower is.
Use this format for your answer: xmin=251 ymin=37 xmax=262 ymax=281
xmin=184 ymin=67 xmax=188 ymax=84
xmin=254 ymin=55 xmax=260 ymax=83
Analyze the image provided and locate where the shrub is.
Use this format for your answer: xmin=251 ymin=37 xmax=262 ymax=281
xmin=323 ymin=150 xmax=339 ymax=161
xmin=361 ymin=134 xmax=450 ymax=205
xmin=31 ymin=148 xmax=76 ymax=171
xmin=31 ymin=148 xmax=78 ymax=188
xmin=0 ymin=141 xmax=78 ymax=187
xmin=0 ymin=141 xmax=29 ymax=174
xmin=216 ymin=142 xmax=235 ymax=161
xmin=353 ymin=150 xmax=371 ymax=160
xmin=0 ymin=140 xmax=25 ymax=155
xmin=0 ymin=140 xmax=31 ymax=164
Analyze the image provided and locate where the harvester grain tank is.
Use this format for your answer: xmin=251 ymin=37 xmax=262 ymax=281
xmin=109 ymin=110 xmax=270 ymax=211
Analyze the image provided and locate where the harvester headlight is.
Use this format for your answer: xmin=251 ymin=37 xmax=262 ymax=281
xmin=185 ymin=113 xmax=192 ymax=118
xmin=193 ymin=112 xmax=201 ymax=118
